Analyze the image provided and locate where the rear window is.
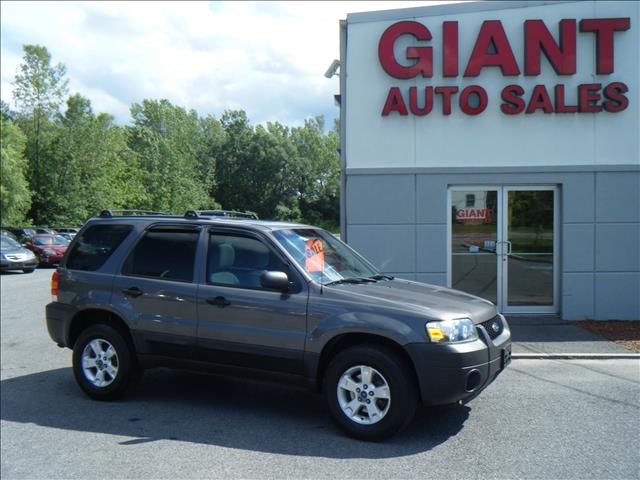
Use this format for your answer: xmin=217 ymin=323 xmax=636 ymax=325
xmin=122 ymin=228 xmax=199 ymax=282
xmin=66 ymin=224 xmax=133 ymax=271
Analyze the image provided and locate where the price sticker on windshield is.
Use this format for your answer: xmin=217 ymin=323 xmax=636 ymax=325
xmin=305 ymin=239 xmax=325 ymax=272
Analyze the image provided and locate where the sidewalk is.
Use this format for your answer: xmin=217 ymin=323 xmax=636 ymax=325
xmin=507 ymin=316 xmax=638 ymax=358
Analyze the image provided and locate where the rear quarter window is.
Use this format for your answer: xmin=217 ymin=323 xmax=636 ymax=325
xmin=66 ymin=224 xmax=133 ymax=271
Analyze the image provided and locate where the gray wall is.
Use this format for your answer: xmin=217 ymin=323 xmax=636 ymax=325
xmin=343 ymin=166 xmax=640 ymax=320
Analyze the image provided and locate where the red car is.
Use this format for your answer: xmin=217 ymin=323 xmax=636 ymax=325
xmin=24 ymin=234 xmax=69 ymax=266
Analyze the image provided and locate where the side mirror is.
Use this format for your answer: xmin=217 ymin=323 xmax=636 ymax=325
xmin=260 ymin=271 xmax=290 ymax=291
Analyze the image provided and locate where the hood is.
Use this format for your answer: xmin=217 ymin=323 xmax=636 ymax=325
xmin=34 ymin=244 xmax=67 ymax=252
xmin=326 ymin=279 xmax=497 ymax=323
xmin=0 ymin=246 xmax=32 ymax=255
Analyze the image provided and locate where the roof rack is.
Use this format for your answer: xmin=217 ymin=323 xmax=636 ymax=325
xmin=184 ymin=210 xmax=259 ymax=220
xmin=99 ymin=209 xmax=169 ymax=218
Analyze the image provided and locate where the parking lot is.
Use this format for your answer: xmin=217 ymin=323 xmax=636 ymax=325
xmin=1 ymin=269 xmax=639 ymax=479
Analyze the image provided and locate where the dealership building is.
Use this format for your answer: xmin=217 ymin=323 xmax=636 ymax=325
xmin=338 ymin=1 xmax=639 ymax=320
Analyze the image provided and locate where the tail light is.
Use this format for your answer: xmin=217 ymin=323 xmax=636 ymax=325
xmin=51 ymin=271 xmax=59 ymax=302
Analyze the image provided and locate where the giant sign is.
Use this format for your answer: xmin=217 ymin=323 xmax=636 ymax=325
xmin=379 ymin=18 xmax=631 ymax=116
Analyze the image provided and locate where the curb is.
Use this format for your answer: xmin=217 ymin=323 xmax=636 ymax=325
xmin=512 ymin=353 xmax=640 ymax=360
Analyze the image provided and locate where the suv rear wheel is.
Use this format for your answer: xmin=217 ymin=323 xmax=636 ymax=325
xmin=323 ymin=346 xmax=417 ymax=441
xmin=72 ymin=324 xmax=136 ymax=400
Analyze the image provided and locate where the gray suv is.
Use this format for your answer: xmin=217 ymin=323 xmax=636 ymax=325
xmin=46 ymin=210 xmax=511 ymax=441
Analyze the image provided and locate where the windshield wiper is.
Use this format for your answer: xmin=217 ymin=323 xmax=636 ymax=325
xmin=369 ymin=274 xmax=394 ymax=281
xmin=325 ymin=277 xmax=378 ymax=286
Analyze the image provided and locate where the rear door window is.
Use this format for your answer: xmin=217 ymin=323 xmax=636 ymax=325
xmin=66 ymin=224 xmax=133 ymax=271
xmin=122 ymin=228 xmax=199 ymax=282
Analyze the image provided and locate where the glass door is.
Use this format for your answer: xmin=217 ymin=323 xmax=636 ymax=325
xmin=502 ymin=187 xmax=557 ymax=314
xmin=448 ymin=186 xmax=558 ymax=313
xmin=449 ymin=188 xmax=501 ymax=305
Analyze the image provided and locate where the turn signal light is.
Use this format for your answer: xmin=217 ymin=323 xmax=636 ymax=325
xmin=51 ymin=271 xmax=59 ymax=302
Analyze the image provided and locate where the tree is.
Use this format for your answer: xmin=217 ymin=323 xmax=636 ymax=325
xmin=12 ymin=44 xmax=68 ymax=223
xmin=0 ymin=118 xmax=32 ymax=225
xmin=214 ymin=110 xmax=302 ymax=220
xmin=1 ymin=100 xmax=16 ymax=121
xmin=128 ymin=99 xmax=218 ymax=213
xmin=290 ymin=116 xmax=340 ymax=229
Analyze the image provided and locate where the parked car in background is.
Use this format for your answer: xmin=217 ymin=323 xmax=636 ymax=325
xmin=24 ymin=234 xmax=69 ymax=266
xmin=56 ymin=228 xmax=80 ymax=235
xmin=35 ymin=228 xmax=58 ymax=235
xmin=55 ymin=228 xmax=80 ymax=241
xmin=57 ymin=233 xmax=75 ymax=242
xmin=1 ymin=229 xmax=19 ymax=242
xmin=1 ymin=235 xmax=38 ymax=273
xmin=7 ymin=228 xmax=36 ymax=243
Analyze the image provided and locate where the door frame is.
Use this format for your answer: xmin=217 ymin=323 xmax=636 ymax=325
xmin=446 ymin=185 xmax=559 ymax=314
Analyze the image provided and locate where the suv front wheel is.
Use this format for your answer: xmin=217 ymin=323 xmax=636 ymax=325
xmin=323 ymin=346 xmax=417 ymax=441
xmin=72 ymin=324 xmax=136 ymax=401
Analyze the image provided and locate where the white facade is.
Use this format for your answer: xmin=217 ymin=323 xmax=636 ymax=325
xmin=345 ymin=1 xmax=639 ymax=170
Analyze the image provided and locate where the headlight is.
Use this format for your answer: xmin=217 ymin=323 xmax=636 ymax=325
xmin=24 ymin=250 xmax=35 ymax=258
xmin=426 ymin=318 xmax=478 ymax=343
xmin=42 ymin=249 xmax=56 ymax=255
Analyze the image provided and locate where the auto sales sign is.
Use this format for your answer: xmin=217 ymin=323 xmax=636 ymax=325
xmin=379 ymin=17 xmax=631 ymax=117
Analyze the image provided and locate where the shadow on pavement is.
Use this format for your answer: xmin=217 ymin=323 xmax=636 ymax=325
xmin=1 ymin=367 xmax=470 ymax=458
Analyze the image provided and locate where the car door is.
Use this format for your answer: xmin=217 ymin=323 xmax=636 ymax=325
xmin=111 ymin=224 xmax=202 ymax=358
xmin=196 ymin=228 xmax=308 ymax=375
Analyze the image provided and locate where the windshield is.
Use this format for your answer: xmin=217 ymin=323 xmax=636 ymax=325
xmin=1 ymin=236 xmax=21 ymax=249
xmin=33 ymin=235 xmax=68 ymax=246
xmin=273 ymin=228 xmax=380 ymax=285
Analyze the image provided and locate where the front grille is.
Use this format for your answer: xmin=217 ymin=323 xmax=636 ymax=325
xmin=6 ymin=254 xmax=27 ymax=261
xmin=479 ymin=315 xmax=504 ymax=340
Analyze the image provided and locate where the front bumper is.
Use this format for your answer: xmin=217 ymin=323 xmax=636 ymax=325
xmin=406 ymin=316 xmax=511 ymax=406
xmin=0 ymin=258 xmax=38 ymax=271
xmin=38 ymin=253 xmax=64 ymax=265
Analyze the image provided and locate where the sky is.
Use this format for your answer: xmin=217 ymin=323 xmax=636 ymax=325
xmin=0 ymin=1 xmax=460 ymax=128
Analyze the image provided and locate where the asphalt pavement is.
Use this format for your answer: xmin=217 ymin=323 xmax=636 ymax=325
xmin=2 ymin=269 xmax=639 ymax=479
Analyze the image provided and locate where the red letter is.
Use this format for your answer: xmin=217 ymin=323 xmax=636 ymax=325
xmin=459 ymin=85 xmax=488 ymax=115
xmin=409 ymin=87 xmax=433 ymax=115
xmin=464 ymin=20 xmax=520 ymax=76
xmin=580 ymin=18 xmax=631 ymax=74
xmin=603 ymin=82 xmax=629 ymax=112
xmin=554 ymin=84 xmax=578 ymax=113
xmin=501 ymin=85 xmax=525 ymax=114
xmin=526 ymin=85 xmax=554 ymax=114
xmin=525 ymin=19 xmax=576 ymax=75
xmin=443 ymin=21 xmax=458 ymax=77
xmin=578 ymin=83 xmax=602 ymax=112
xmin=379 ymin=21 xmax=432 ymax=79
xmin=381 ymin=87 xmax=409 ymax=116
xmin=434 ymin=86 xmax=459 ymax=115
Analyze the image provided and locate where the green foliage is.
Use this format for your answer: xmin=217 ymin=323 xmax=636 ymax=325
xmin=0 ymin=118 xmax=32 ymax=225
xmin=128 ymin=99 xmax=222 ymax=213
xmin=5 ymin=44 xmax=341 ymax=230
xmin=12 ymin=44 xmax=69 ymax=224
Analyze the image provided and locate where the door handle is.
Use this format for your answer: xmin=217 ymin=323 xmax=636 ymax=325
xmin=497 ymin=241 xmax=512 ymax=256
xmin=122 ymin=287 xmax=143 ymax=298
xmin=206 ymin=296 xmax=230 ymax=307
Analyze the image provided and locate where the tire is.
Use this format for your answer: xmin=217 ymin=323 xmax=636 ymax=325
xmin=22 ymin=268 xmax=35 ymax=273
xmin=72 ymin=324 xmax=137 ymax=401
xmin=323 ymin=345 xmax=418 ymax=441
